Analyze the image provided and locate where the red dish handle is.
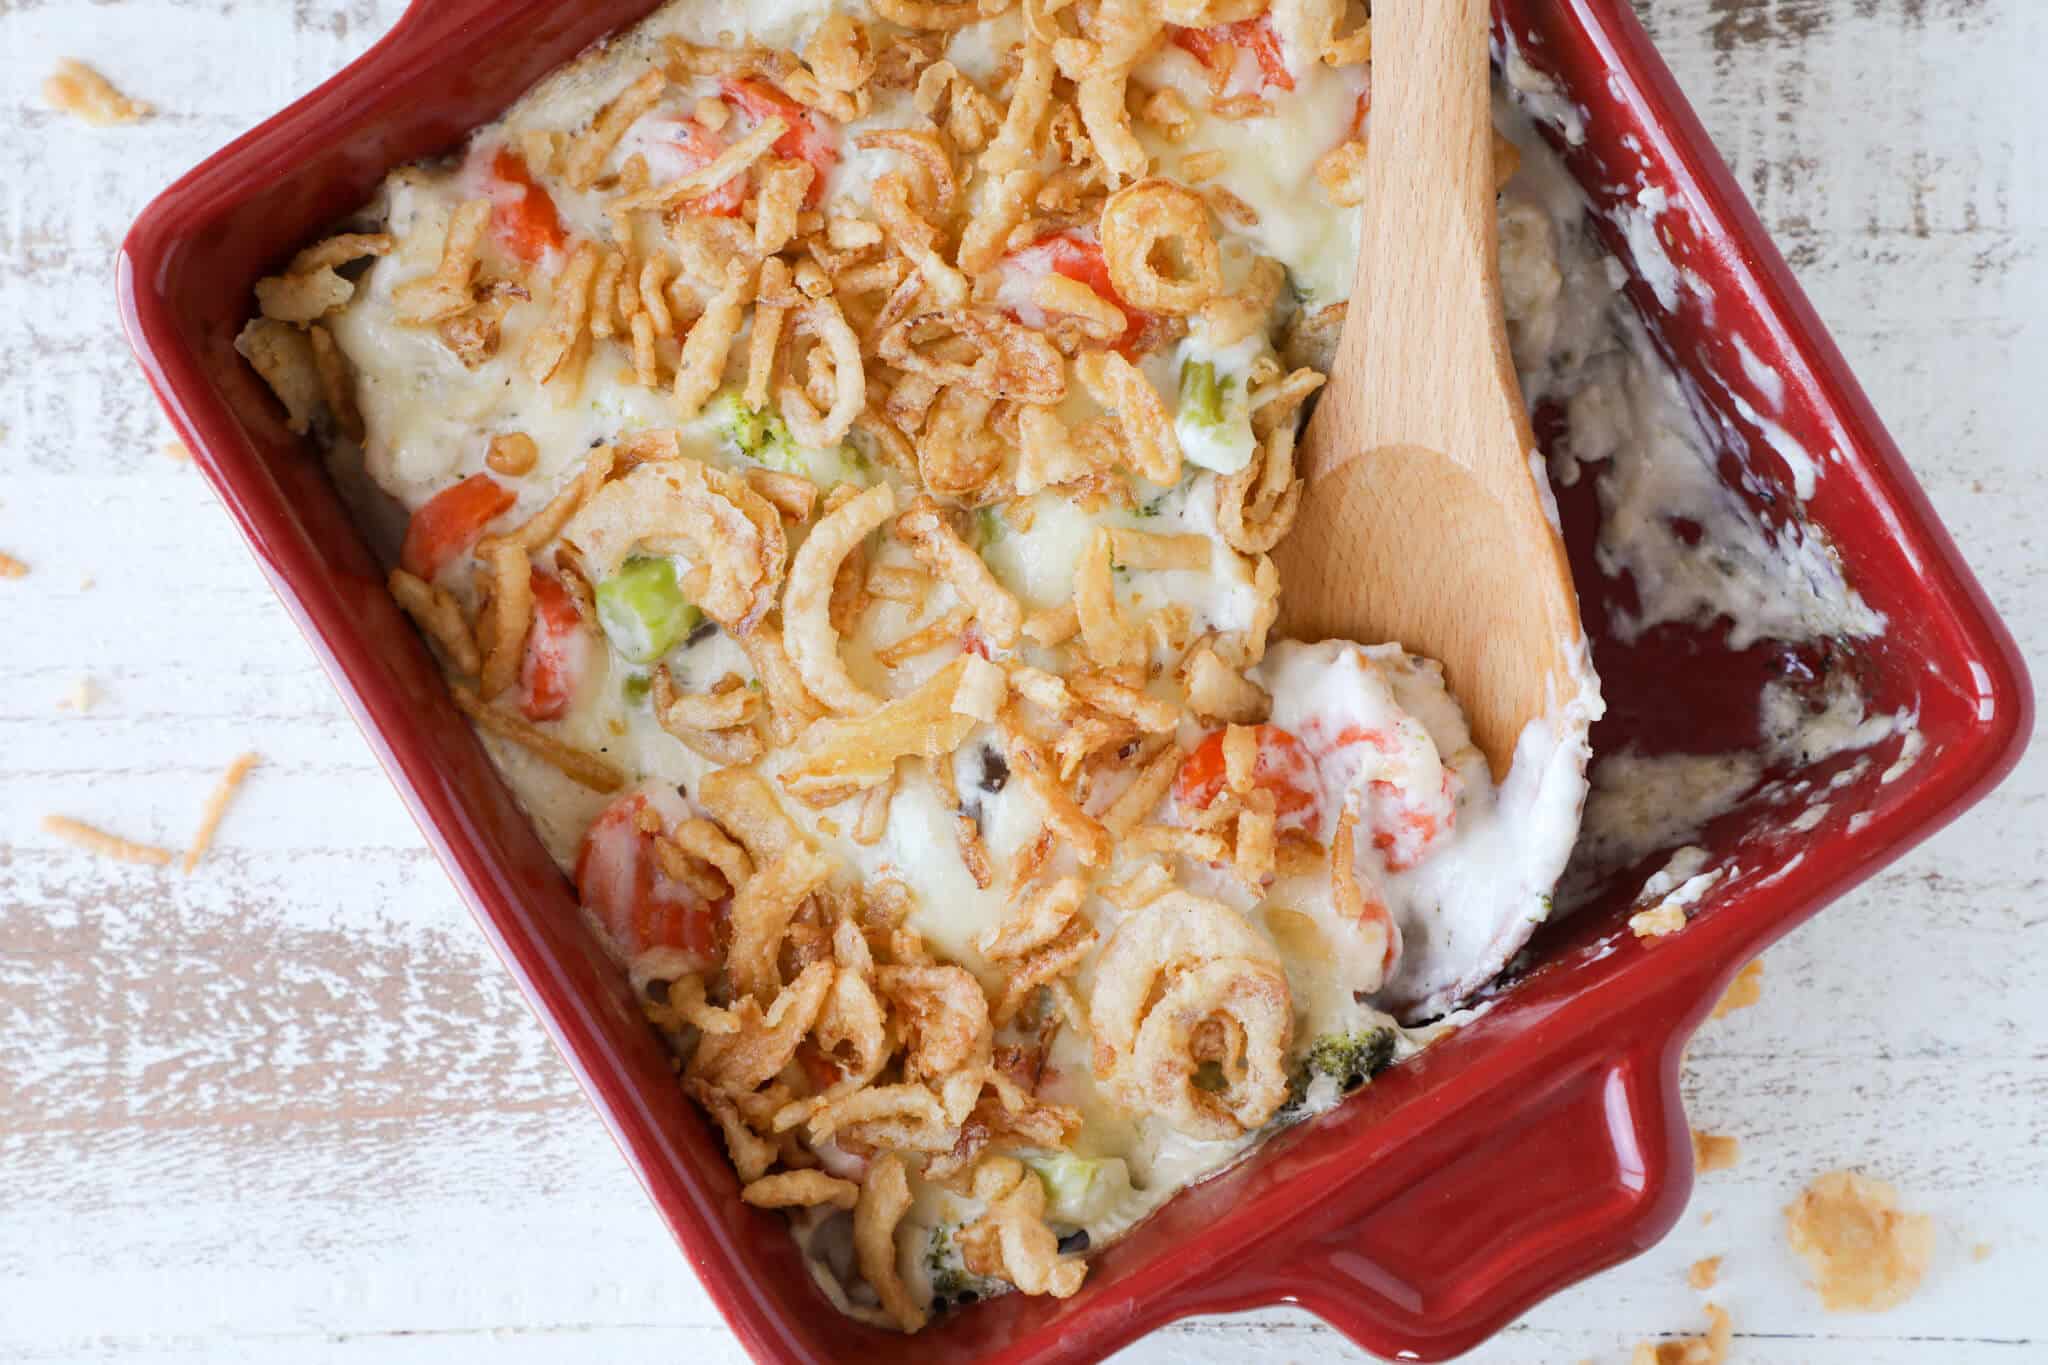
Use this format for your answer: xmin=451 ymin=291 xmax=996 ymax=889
xmin=1276 ymin=1031 xmax=1690 ymax=1361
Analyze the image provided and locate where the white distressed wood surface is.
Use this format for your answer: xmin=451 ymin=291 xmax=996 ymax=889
xmin=1 ymin=1 xmax=2041 ymax=1360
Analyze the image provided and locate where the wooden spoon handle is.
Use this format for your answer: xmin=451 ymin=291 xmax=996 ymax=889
xmin=1313 ymin=0 xmax=1531 ymax=506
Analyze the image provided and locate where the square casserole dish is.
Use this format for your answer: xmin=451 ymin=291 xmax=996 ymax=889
xmin=119 ymin=0 xmax=2031 ymax=1359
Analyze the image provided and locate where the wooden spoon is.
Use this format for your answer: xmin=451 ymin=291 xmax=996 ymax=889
xmin=1271 ymin=0 xmax=1586 ymax=779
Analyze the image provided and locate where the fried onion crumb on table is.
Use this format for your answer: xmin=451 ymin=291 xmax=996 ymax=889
xmin=42 ymin=58 xmax=152 ymax=126
xmin=1785 ymin=1169 xmax=1935 ymax=1313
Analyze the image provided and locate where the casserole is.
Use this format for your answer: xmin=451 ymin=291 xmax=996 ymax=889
xmin=119 ymin=0 xmax=2032 ymax=1358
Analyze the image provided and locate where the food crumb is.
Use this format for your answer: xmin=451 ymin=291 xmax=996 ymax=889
xmin=41 ymin=814 xmax=175 ymax=867
xmin=1701 ymin=1210 xmax=1716 ymax=1226
xmin=1692 ymin=1130 xmax=1740 ymax=1172
xmin=1688 ymin=1255 xmax=1721 ymax=1289
xmin=163 ymin=439 xmax=192 ymax=462
xmin=182 ymin=752 xmax=262 ymax=874
xmin=1629 ymin=902 xmax=1687 ymax=940
xmin=1631 ymin=1303 xmax=1730 ymax=1365
xmin=1972 ymin=1242 xmax=1992 ymax=1262
xmin=1784 ymin=1169 xmax=1934 ymax=1312
xmin=43 ymin=58 xmax=152 ymax=126
xmin=56 ymin=677 xmax=98 ymax=712
xmin=1709 ymin=957 xmax=1763 ymax=1018
xmin=79 ymin=574 xmax=96 ymax=590
xmin=0 ymin=551 xmax=28 ymax=580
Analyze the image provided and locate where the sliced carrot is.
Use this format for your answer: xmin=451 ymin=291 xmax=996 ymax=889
xmin=489 ymin=148 xmax=567 ymax=263
xmin=400 ymin=473 xmax=516 ymax=581
xmin=1002 ymin=230 xmax=1169 ymax=357
xmin=1174 ymin=725 xmax=1323 ymax=832
xmin=670 ymin=120 xmax=748 ymax=217
xmin=721 ymin=78 xmax=838 ymax=206
xmin=1173 ymin=16 xmax=1294 ymax=93
xmin=518 ymin=572 xmax=589 ymax=722
xmin=575 ymin=793 xmax=722 ymax=967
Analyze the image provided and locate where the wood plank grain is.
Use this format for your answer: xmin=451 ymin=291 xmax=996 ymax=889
xmin=1 ymin=0 xmax=2042 ymax=1361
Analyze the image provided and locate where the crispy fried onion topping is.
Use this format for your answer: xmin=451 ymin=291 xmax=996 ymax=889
xmin=561 ymin=456 xmax=785 ymax=632
xmin=1075 ymin=525 xmax=1138 ymax=668
xmin=1099 ymin=178 xmax=1222 ymax=316
xmin=309 ymin=324 xmax=360 ymax=439
xmin=977 ymin=876 xmax=1099 ymax=1026
xmin=687 ymin=958 xmax=835 ymax=1093
xmin=688 ymin=1079 xmax=779 ymax=1182
xmin=1005 ymin=732 xmax=1111 ymax=866
xmin=783 ymin=481 xmax=897 ymax=714
xmin=780 ymin=656 xmax=980 ymax=806
xmin=698 ymin=765 xmax=799 ymax=863
xmin=877 ymin=310 xmax=1066 ymax=405
xmin=235 ymin=319 xmax=324 ymax=434
xmin=958 ymin=1157 xmax=1088 ymax=1298
xmin=894 ymin=496 xmax=1023 ymax=647
xmin=1052 ymin=0 xmax=1162 ymax=187
xmin=877 ymin=963 xmax=993 ymax=1083
xmin=727 ymin=841 xmax=835 ymax=1004
xmin=1090 ymin=892 xmax=1292 ymax=1138
xmin=564 ymin=68 xmax=668 ymax=189
xmin=778 ymin=295 xmax=866 ymax=447
xmin=854 ymin=1152 xmax=927 ymax=1333
xmin=393 ymin=200 xmax=491 ymax=324
xmin=1184 ymin=641 xmax=1272 ymax=723
xmin=1075 ymin=349 xmax=1181 ymax=485
xmin=1215 ymin=419 xmax=1304 ymax=554
xmin=814 ymin=918 xmax=890 ymax=1091
xmin=742 ymin=1169 xmax=860 ymax=1210
xmin=1331 ymin=807 xmax=1402 ymax=994
xmin=387 ymin=568 xmax=480 ymax=676
xmin=652 ymin=668 xmax=764 ymax=765
xmin=255 ymin=232 xmax=393 ymax=324
xmin=914 ymin=385 xmax=1007 ymax=499
xmin=956 ymin=18 xmax=1056 ymax=272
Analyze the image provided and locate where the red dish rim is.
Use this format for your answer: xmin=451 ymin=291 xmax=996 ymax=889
xmin=115 ymin=0 xmax=2032 ymax=1360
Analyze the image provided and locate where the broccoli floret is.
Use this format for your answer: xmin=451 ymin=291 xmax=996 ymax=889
xmin=924 ymin=1225 xmax=1006 ymax=1311
xmin=1301 ymin=1027 xmax=1398 ymax=1092
xmin=708 ymin=389 xmax=796 ymax=467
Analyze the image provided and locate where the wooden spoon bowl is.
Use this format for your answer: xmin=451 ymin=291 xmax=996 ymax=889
xmin=1273 ymin=0 xmax=1586 ymax=778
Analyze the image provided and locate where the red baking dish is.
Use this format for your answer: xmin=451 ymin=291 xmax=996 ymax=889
xmin=118 ymin=0 xmax=2031 ymax=1359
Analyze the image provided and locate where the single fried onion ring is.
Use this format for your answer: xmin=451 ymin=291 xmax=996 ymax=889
xmin=562 ymin=457 xmax=784 ymax=633
xmin=1123 ymin=955 xmax=1292 ymax=1138
xmin=784 ymin=482 xmax=898 ymax=714
xmin=1099 ymin=178 xmax=1224 ymax=317
xmin=1089 ymin=890 xmax=1284 ymax=1109
xmin=778 ymin=295 xmax=866 ymax=447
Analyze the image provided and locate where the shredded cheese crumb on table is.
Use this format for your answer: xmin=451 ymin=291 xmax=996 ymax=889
xmin=42 ymin=58 xmax=152 ymax=126
xmin=1709 ymin=956 xmax=1763 ymax=1017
